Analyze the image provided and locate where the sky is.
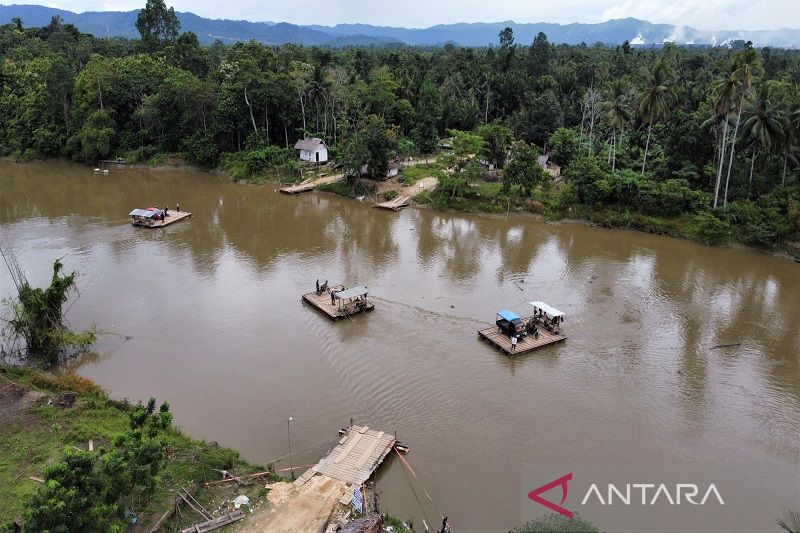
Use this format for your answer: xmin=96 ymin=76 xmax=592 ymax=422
xmin=27 ymin=0 xmax=800 ymax=31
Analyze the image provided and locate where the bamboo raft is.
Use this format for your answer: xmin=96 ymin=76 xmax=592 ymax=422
xmin=478 ymin=325 xmax=566 ymax=355
xmin=132 ymin=211 xmax=192 ymax=228
xmin=302 ymin=284 xmax=374 ymax=320
xmin=374 ymin=195 xmax=412 ymax=211
xmin=296 ymin=425 xmax=396 ymax=488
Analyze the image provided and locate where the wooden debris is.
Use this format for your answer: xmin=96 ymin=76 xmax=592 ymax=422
xmin=179 ymin=511 xmax=245 ymax=533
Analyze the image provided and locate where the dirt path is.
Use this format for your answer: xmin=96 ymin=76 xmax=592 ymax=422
xmin=236 ymin=475 xmax=348 ymax=533
xmin=369 ymin=176 xmax=438 ymax=198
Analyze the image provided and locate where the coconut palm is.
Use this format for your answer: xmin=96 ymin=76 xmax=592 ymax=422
xmin=784 ymin=98 xmax=800 ymax=185
xmin=723 ymin=47 xmax=763 ymax=207
xmin=742 ymin=82 xmax=786 ymax=195
xmin=637 ymin=61 xmax=675 ymax=175
xmin=777 ymin=507 xmax=800 ymax=533
xmin=709 ymin=61 xmax=738 ymax=208
xmin=599 ymin=79 xmax=634 ymax=172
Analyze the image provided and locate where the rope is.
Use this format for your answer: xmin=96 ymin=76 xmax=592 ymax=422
xmin=394 ymin=448 xmax=453 ymax=532
xmin=397 ymin=447 xmax=434 ymax=529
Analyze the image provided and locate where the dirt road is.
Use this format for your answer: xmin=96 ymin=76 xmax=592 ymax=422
xmin=236 ymin=475 xmax=348 ymax=533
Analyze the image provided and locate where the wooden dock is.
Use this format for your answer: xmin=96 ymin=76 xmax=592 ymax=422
xmin=309 ymin=425 xmax=396 ymax=486
xmin=478 ymin=325 xmax=566 ymax=355
xmin=280 ymin=180 xmax=316 ymax=194
xmin=374 ymin=195 xmax=412 ymax=211
xmin=279 ymin=174 xmax=345 ymax=194
xmin=132 ymin=210 xmax=192 ymax=229
xmin=302 ymin=285 xmax=374 ymax=320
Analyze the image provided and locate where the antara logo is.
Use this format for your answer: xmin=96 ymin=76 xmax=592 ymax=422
xmin=528 ymin=473 xmax=574 ymax=518
xmin=529 ymin=473 xmax=725 ymax=518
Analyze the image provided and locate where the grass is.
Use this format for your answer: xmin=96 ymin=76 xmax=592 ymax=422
xmin=398 ymin=163 xmax=445 ymax=186
xmin=0 ymin=365 xmax=280 ymax=529
xmin=318 ymin=179 xmax=376 ymax=199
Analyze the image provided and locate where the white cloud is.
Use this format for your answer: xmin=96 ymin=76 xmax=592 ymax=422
xmin=600 ymin=0 xmax=800 ymax=31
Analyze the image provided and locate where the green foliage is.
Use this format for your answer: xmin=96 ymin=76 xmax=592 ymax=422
xmin=136 ymin=0 xmax=180 ymax=51
xmin=68 ymin=109 xmax=116 ymax=162
xmin=477 ymin=122 xmax=514 ymax=168
xmin=548 ymin=127 xmax=580 ymax=166
xmin=24 ymin=449 xmax=123 ymax=533
xmin=0 ymin=19 xmax=799 ymax=248
xmin=2 ymin=257 xmax=96 ymax=365
xmin=505 ymin=140 xmax=546 ymax=196
xmin=511 ymin=512 xmax=599 ymax=533
xmin=23 ymin=397 xmax=172 ymax=531
xmin=688 ymin=212 xmax=731 ymax=245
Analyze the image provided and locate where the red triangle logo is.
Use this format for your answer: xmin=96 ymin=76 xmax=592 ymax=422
xmin=528 ymin=472 xmax=574 ymax=518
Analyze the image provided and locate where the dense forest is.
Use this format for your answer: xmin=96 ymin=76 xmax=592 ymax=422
xmin=1 ymin=0 xmax=799 ymax=250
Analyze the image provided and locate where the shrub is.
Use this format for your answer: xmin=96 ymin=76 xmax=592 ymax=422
xmin=688 ymin=212 xmax=731 ymax=245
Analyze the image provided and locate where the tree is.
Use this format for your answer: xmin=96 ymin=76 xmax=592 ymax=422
xmin=412 ymin=80 xmax=443 ymax=159
xmin=599 ymin=79 xmax=633 ymax=171
xmin=439 ymin=129 xmax=486 ymax=198
xmin=723 ymin=44 xmax=762 ymax=207
xmin=548 ymin=127 xmax=580 ymax=166
xmin=708 ymin=61 xmax=738 ymax=208
xmin=527 ymin=32 xmax=551 ymax=80
xmin=24 ymin=449 xmax=122 ymax=533
xmin=476 ymin=123 xmax=514 ymax=168
xmin=638 ymin=61 xmax=675 ymax=174
xmin=511 ymin=512 xmax=599 ymax=533
xmin=742 ymin=82 xmax=786 ymax=195
xmin=1 ymin=250 xmax=96 ymax=365
xmin=136 ymin=0 xmax=180 ymax=51
xmin=505 ymin=140 xmax=547 ymax=196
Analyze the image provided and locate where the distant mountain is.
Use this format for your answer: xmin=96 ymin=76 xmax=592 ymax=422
xmin=0 ymin=5 xmax=399 ymax=46
xmin=1 ymin=4 xmax=798 ymax=48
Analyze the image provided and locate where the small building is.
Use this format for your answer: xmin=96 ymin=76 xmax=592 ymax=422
xmin=294 ymin=137 xmax=329 ymax=163
xmin=538 ymin=154 xmax=562 ymax=179
xmin=386 ymin=159 xmax=404 ymax=178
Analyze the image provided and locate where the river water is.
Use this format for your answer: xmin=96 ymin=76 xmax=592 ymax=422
xmin=1 ymin=161 xmax=798 ymax=532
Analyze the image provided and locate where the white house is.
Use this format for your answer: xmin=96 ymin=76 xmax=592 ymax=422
xmin=294 ymin=138 xmax=329 ymax=163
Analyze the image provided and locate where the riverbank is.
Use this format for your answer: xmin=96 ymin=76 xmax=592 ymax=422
xmin=10 ymin=152 xmax=799 ymax=260
xmin=0 ymin=365 xmax=281 ymax=531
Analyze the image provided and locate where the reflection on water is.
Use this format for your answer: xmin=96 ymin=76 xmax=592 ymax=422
xmin=1 ymin=161 xmax=798 ymax=531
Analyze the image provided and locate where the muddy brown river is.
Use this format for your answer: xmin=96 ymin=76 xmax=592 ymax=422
xmin=1 ymin=161 xmax=798 ymax=532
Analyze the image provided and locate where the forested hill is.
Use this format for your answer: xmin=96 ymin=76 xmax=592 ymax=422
xmin=1 ymin=4 xmax=799 ymax=47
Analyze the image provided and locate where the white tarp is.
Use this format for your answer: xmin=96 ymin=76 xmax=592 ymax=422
xmin=529 ymin=301 xmax=565 ymax=318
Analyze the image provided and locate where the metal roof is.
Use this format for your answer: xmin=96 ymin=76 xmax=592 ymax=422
xmin=335 ymin=286 xmax=368 ymax=299
xmin=530 ymin=301 xmax=565 ymax=318
xmin=497 ymin=309 xmax=521 ymax=321
xmin=294 ymin=137 xmax=327 ymax=151
xmin=129 ymin=209 xmax=159 ymax=218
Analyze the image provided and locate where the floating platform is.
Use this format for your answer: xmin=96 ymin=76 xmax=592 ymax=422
xmin=309 ymin=425 xmax=396 ymax=486
xmin=374 ymin=195 xmax=411 ymax=211
xmin=132 ymin=210 xmax=192 ymax=228
xmin=302 ymin=284 xmax=374 ymax=320
xmin=478 ymin=324 xmax=566 ymax=355
xmin=280 ymin=181 xmax=316 ymax=194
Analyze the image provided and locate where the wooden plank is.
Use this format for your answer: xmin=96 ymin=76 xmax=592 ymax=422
xmin=356 ymin=432 xmax=384 ymax=470
xmin=179 ymin=511 xmax=245 ymax=533
xmin=334 ymin=431 xmax=364 ymax=464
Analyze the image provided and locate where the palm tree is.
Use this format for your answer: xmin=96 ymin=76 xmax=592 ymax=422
xmin=723 ymin=47 xmax=763 ymax=207
xmin=777 ymin=507 xmax=800 ymax=533
xmin=709 ymin=61 xmax=739 ymax=209
xmin=742 ymin=82 xmax=786 ymax=196
xmin=784 ymin=98 xmax=800 ymax=186
xmin=600 ymin=79 xmax=633 ymax=172
xmin=638 ymin=61 xmax=675 ymax=175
